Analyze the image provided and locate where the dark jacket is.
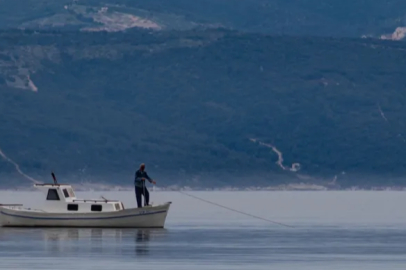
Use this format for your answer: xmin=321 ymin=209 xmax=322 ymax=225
xmin=134 ymin=169 xmax=151 ymax=188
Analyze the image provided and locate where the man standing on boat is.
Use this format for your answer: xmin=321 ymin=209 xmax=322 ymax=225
xmin=134 ymin=163 xmax=156 ymax=208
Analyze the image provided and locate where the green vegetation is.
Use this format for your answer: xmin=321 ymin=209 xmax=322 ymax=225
xmin=1 ymin=0 xmax=406 ymax=38
xmin=1 ymin=28 xmax=406 ymax=187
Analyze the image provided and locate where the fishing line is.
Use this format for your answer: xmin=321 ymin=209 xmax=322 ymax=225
xmin=176 ymin=190 xmax=294 ymax=228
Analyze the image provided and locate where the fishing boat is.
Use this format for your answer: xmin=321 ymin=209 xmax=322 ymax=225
xmin=0 ymin=176 xmax=171 ymax=228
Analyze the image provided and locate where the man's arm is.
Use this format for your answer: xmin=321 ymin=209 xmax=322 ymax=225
xmin=144 ymin=172 xmax=156 ymax=184
xmin=144 ymin=172 xmax=152 ymax=182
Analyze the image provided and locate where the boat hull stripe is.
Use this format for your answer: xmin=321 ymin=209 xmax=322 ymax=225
xmin=0 ymin=210 xmax=167 ymax=220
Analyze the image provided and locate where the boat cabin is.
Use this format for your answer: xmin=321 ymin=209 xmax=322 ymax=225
xmin=34 ymin=184 xmax=124 ymax=213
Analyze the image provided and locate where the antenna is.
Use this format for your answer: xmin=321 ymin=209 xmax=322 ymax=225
xmin=51 ymin=172 xmax=58 ymax=184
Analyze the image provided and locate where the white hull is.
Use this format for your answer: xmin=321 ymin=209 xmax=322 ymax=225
xmin=0 ymin=202 xmax=171 ymax=228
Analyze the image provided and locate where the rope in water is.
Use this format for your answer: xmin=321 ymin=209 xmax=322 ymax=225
xmin=177 ymin=190 xmax=294 ymax=228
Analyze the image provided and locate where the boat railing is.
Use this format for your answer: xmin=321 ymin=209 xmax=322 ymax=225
xmin=72 ymin=199 xmax=120 ymax=203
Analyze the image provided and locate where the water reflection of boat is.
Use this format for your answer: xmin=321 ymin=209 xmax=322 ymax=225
xmin=136 ymin=229 xmax=151 ymax=242
xmin=0 ymin=227 xmax=165 ymax=257
xmin=135 ymin=229 xmax=151 ymax=255
xmin=39 ymin=228 xmax=164 ymax=242
xmin=0 ymin=181 xmax=171 ymax=228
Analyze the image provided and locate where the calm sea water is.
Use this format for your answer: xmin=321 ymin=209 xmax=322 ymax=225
xmin=1 ymin=191 xmax=406 ymax=269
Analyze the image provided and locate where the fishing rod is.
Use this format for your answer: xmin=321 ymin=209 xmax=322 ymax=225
xmin=143 ymin=180 xmax=147 ymax=207
xmin=176 ymin=190 xmax=294 ymax=228
xmin=151 ymin=183 xmax=293 ymax=228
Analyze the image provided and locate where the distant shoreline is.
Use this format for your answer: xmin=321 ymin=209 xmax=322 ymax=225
xmin=1 ymin=184 xmax=406 ymax=192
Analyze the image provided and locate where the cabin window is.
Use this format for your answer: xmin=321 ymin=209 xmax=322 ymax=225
xmin=67 ymin=204 xmax=78 ymax=211
xmin=67 ymin=188 xmax=75 ymax=197
xmin=91 ymin=205 xmax=102 ymax=212
xmin=46 ymin=189 xmax=60 ymax=201
xmin=63 ymin=189 xmax=69 ymax=198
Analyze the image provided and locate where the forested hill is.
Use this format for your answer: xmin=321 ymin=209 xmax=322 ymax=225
xmin=1 ymin=29 xmax=406 ymax=188
xmin=1 ymin=0 xmax=406 ymax=40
